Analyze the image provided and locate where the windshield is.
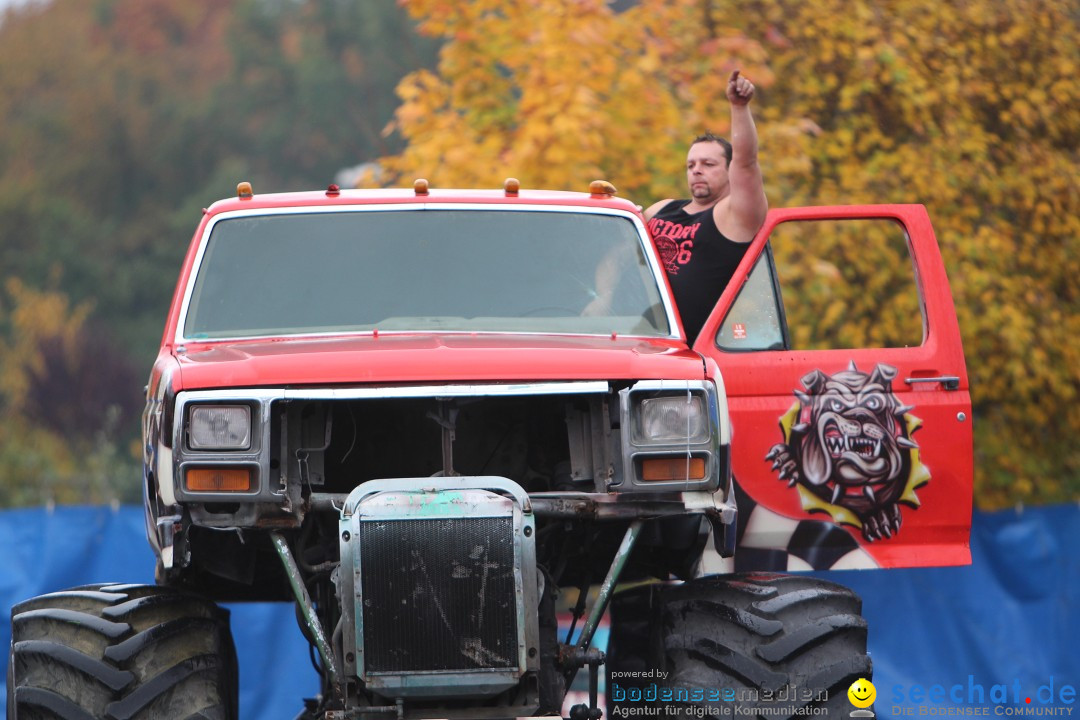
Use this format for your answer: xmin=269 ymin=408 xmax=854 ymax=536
xmin=183 ymin=208 xmax=671 ymax=339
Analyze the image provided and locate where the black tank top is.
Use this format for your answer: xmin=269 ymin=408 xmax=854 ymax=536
xmin=647 ymin=200 xmax=749 ymax=345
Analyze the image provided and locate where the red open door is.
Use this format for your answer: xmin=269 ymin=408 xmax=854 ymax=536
xmin=696 ymin=205 xmax=971 ymax=570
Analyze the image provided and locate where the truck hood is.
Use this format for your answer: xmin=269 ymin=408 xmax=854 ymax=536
xmin=173 ymin=334 xmax=705 ymax=390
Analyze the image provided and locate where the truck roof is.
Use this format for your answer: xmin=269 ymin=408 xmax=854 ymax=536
xmin=204 ymin=182 xmax=642 ymax=216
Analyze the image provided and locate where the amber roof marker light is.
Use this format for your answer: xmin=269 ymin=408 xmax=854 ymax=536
xmin=589 ymin=180 xmax=617 ymax=198
xmin=413 ymin=178 xmax=430 ymax=196
xmin=504 ymin=178 xmax=520 ymax=197
xmin=237 ymin=181 xmax=253 ymax=199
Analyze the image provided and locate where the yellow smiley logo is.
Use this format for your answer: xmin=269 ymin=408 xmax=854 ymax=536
xmin=848 ymin=678 xmax=876 ymax=708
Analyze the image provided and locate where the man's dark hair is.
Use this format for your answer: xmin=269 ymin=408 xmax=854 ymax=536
xmin=691 ymin=132 xmax=732 ymax=167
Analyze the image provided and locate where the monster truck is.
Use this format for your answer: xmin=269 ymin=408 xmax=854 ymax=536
xmin=7 ymin=179 xmax=972 ymax=719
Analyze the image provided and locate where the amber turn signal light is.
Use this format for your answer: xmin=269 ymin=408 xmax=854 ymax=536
xmin=186 ymin=467 xmax=252 ymax=492
xmin=641 ymin=457 xmax=706 ymax=482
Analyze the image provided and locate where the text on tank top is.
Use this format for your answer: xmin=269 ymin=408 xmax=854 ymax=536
xmin=646 ymin=199 xmax=749 ymax=345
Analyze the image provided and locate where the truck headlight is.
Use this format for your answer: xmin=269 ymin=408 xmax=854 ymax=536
xmin=635 ymin=395 xmax=708 ymax=444
xmin=188 ymin=405 xmax=251 ymax=450
xmin=618 ymin=380 xmax=723 ymax=491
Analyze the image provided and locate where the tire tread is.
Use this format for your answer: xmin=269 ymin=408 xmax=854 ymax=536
xmin=8 ymin=584 xmax=237 ymax=720
xmin=607 ymin=573 xmax=873 ymax=718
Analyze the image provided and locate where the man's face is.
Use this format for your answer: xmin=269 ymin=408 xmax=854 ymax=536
xmin=686 ymin=141 xmax=730 ymax=204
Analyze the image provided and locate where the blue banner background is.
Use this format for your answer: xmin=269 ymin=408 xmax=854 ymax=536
xmin=2 ymin=504 xmax=1077 ymax=718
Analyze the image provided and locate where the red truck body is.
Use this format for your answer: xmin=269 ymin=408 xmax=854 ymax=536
xmin=150 ymin=187 xmax=971 ymax=570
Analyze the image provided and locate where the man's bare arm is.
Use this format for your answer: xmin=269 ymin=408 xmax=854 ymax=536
xmin=643 ymin=198 xmax=673 ymax=221
xmin=715 ymin=70 xmax=768 ymax=243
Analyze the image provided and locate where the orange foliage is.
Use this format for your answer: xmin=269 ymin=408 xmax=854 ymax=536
xmin=0 ymin=279 xmax=92 ymax=413
xmin=381 ymin=0 xmax=770 ymax=196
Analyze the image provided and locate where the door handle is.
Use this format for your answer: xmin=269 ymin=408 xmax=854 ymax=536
xmin=904 ymin=375 xmax=960 ymax=390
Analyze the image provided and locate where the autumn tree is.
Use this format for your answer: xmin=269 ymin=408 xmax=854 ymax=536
xmin=0 ymin=281 xmax=141 ymax=505
xmin=376 ymin=0 xmax=771 ymax=196
xmin=0 ymin=0 xmax=437 ymax=361
xmin=0 ymin=0 xmax=438 ymax=506
xmin=381 ymin=0 xmax=1078 ymax=507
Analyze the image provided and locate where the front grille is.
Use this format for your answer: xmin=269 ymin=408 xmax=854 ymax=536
xmin=358 ymin=516 xmax=519 ymax=673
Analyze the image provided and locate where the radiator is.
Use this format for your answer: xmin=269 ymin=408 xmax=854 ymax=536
xmin=339 ymin=478 xmax=538 ymax=699
xmin=358 ymin=516 xmax=518 ymax=672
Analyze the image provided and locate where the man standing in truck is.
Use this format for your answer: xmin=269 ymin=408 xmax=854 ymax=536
xmin=644 ymin=70 xmax=769 ymax=345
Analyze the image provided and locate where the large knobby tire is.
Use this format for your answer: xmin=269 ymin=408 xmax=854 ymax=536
xmin=656 ymin=573 xmax=872 ymax=719
xmin=606 ymin=584 xmax=659 ymax=711
xmin=8 ymin=583 xmax=238 ymax=720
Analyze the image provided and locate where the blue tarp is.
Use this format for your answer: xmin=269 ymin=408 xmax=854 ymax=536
xmin=821 ymin=503 xmax=1079 ymax=712
xmin=2 ymin=504 xmax=1077 ymax=718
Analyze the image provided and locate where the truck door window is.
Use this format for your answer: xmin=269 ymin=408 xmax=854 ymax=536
xmin=717 ymin=218 xmax=925 ymax=351
xmin=716 ymin=246 xmax=786 ymax=351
